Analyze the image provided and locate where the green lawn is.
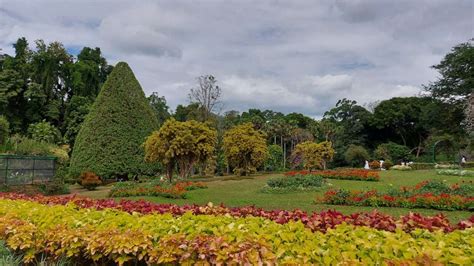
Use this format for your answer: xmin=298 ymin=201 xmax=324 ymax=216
xmin=75 ymin=169 xmax=474 ymax=222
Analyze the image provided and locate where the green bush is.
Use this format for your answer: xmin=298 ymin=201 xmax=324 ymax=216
xmin=36 ymin=181 xmax=70 ymax=195
xmin=69 ymin=62 xmax=159 ymax=179
xmin=344 ymin=145 xmax=370 ymax=167
xmin=410 ymin=162 xmax=435 ymax=170
xmin=265 ymin=144 xmax=283 ymax=171
xmin=374 ymin=142 xmax=411 ymax=162
xmin=263 ymin=174 xmax=324 ymax=192
xmin=27 ymin=120 xmax=61 ymax=144
xmin=0 ymin=116 xmax=9 ymax=145
xmin=9 ymin=136 xmax=52 ymax=156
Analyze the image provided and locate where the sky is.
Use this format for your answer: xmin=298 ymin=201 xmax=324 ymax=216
xmin=0 ymin=0 xmax=473 ymax=118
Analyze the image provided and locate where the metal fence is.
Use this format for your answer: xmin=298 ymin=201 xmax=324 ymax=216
xmin=0 ymin=155 xmax=56 ymax=185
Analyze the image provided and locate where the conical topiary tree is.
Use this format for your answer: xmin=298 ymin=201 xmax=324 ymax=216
xmin=69 ymin=62 xmax=159 ymax=179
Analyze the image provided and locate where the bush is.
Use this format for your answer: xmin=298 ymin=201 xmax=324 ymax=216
xmin=437 ymin=169 xmax=474 ymax=177
xmin=264 ymin=144 xmax=283 ymax=171
xmin=383 ymin=160 xmax=393 ymax=170
xmin=461 ymin=161 xmax=474 ymax=168
xmin=70 ymin=62 xmax=159 ymax=179
xmin=374 ymin=142 xmax=411 ymax=161
xmin=435 ymin=164 xmax=460 ymax=169
xmin=0 ymin=116 xmax=9 ymax=145
xmin=411 ymin=163 xmax=435 ymax=170
xmin=27 ymin=120 xmax=62 ymax=144
xmin=80 ymin=172 xmax=102 ymax=190
xmin=9 ymin=136 xmax=52 ymax=156
xmin=108 ymin=181 xmax=207 ymax=198
xmin=391 ymin=165 xmax=412 ymax=171
xmin=36 ymin=181 xmax=70 ymax=195
xmin=344 ymin=145 xmax=370 ymax=167
xmin=264 ymin=174 xmax=324 ymax=192
xmin=369 ymin=160 xmax=380 ymax=169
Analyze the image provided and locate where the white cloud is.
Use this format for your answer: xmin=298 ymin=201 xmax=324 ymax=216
xmin=0 ymin=0 xmax=472 ymax=117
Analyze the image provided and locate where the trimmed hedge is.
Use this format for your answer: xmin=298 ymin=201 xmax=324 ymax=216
xmin=69 ymin=62 xmax=159 ymax=179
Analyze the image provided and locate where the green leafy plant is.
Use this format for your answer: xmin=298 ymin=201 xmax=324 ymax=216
xmin=27 ymin=120 xmax=61 ymax=144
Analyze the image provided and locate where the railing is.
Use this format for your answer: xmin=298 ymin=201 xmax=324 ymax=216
xmin=0 ymin=155 xmax=56 ymax=185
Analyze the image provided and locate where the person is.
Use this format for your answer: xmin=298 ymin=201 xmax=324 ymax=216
xmin=461 ymin=156 xmax=467 ymax=165
xmin=364 ymin=160 xmax=369 ymax=169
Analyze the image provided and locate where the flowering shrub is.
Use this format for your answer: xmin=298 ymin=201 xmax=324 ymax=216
xmin=0 ymin=193 xmax=472 ymax=233
xmin=320 ymin=180 xmax=474 ymax=211
xmin=285 ymin=169 xmax=380 ymax=181
xmin=0 ymin=199 xmax=472 ymax=265
xmin=79 ymin=172 xmax=102 ymax=190
xmin=391 ymin=165 xmax=412 ymax=171
xmin=108 ymin=181 xmax=207 ymax=198
xmin=369 ymin=160 xmax=381 ymax=169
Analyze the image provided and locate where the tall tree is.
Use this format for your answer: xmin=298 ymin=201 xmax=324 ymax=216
xmin=189 ymin=75 xmax=222 ymax=121
xmin=70 ymin=62 xmax=159 ymax=179
xmin=148 ymin=92 xmax=170 ymax=125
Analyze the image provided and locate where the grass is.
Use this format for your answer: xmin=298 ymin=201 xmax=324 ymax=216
xmin=73 ymin=169 xmax=474 ymax=222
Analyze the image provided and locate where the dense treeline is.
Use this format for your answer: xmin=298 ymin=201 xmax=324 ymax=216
xmin=0 ymin=37 xmax=472 ymax=178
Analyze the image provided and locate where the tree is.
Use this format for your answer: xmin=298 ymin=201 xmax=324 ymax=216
xmin=189 ymin=75 xmax=222 ymax=121
xmin=148 ymin=92 xmax=170 ymax=125
xmin=27 ymin=120 xmax=61 ymax=144
xmin=223 ymin=123 xmax=268 ymax=176
xmin=374 ymin=142 xmax=411 ymax=162
xmin=291 ymin=141 xmax=334 ymax=170
xmin=0 ymin=115 xmax=9 ymax=145
xmin=344 ymin=145 xmax=370 ymax=167
xmin=265 ymin=144 xmax=283 ymax=171
xmin=63 ymin=96 xmax=92 ymax=148
xmin=467 ymin=94 xmax=474 ymax=134
xmin=69 ymin=62 xmax=159 ymax=179
xmin=426 ymin=39 xmax=473 ymax=103
xmin=144 ymin=119 xmax=217 ymax=181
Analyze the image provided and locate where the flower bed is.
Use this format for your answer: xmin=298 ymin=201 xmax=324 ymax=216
xmin=0 ymin=193 xmax=472 ymax=233
xmin=0 ymin=198 xmax=472 ymax=265
xmin=438 ymin=169 xmax=474 ymax=177
xmin=319 ymin=180 xmax=474 ymax=211
xmin=285 ymin=169 xmax=380 ymax=181
xmin=108 ymin=181 xmax=207 ymax=198
xmin=262 ymin=173 xmax=324 ymax=193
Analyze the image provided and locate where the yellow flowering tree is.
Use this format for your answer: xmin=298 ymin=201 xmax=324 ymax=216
xmin=292 ymin=141 xmax=334 ymax=170
xmin=223 ymin=123 xmax=268 ymax=176
xmin=144 ymin=119 xmax=217 ymax=181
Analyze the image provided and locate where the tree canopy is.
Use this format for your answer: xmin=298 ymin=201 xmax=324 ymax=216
xmin=69 ymin=62 xmax=159 ymax=179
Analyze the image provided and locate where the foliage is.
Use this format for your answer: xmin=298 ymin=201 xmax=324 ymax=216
xmin=434 ymin=164 xmax=460 ymax=169
xmin=0 ymin=199 xmax=473 ymax=265
xmin=264 ymin=174 xmax=324 ymax=192
xmin=411 ymin=163 xmax=435 ymax=170
xmin=264 ymin=144 xmax=283 ymax=171
xmin=109 ymin=181 xmax=207 ymax=198
xmin=344 ymin=144 xmax=370 ymax=167
xmin=70 ymin=62 xmax=159 ymax=179
xmin=27 ymin=120 xmax=61 ymax=144
xmin=144 ymin=119 xmax=217 ymax=180
xmin=0 ymin=116 xmax=9 ymax=145
xmin=62 ymin=96 xmax=92 ymax=148
xmin=369 ymin=160 xmax=381 ymax=169
xmin=147 ymin=92 xmax=170 ymax=125
xmin=374 ymin=142 xmax=411 ymax=162
xmin=4 ymin=135 xmax=67 ymax=159
xmin=286 ymin=169 xmax=380 ymax=181
xmin=320 ymin=180 xmax=474 ymax=211
xmin=391 ymin=165 xmax=412 ymax=171
xmin=1 ymin=192 xmax=473 ymax=233
xmin=437 ymin=169 xmax=474 ymax=177
xmin=426 ymin=39 xmax=473 ymax=103
xmin=79 ymin=172 xmax=102 ymax=191
xmin=223 ymin=123 xmax=268 ymax=176
xmin=383 ymin=160 xmax=393 ymax=170
xmin=291 ymin=141 xmax=334 ymax=170
xmin=36 ymin=181 xmax=70 ymax=195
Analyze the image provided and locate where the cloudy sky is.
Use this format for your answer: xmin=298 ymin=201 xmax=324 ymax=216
xmin=1 ymin=0 xmax=472 ymax=117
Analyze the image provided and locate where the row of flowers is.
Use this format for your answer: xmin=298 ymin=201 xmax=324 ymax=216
xmin=0 ymin=198 xmax=472 ymax=265
xmin=108 ymin=181 xmax=207 ymax=198
xmin=319 ymin=189 xmax=474 ymax=211
xmin=285 ymin=169 xmax=380 ymax=181
xmin=0 ymin=193 xmax=472 ymax=233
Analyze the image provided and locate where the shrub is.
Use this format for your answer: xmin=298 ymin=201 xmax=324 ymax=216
xmin=108 ymin=181 xmax=207 ymax=198
xmin=36 ymin=181 xmax=70 ymax=195
xmin=369 ymin=160 xmax=380 ymax=169
xmin=264 ymin=144 xmax=283 ymax=171
xmin=70 ymin=62 xmax=159 ymax=179
xmin=80 ymin=172 xmax=102 ymax=190
xmin=411 ymin=162 xmax=435 ymax=170
xmin=435 ymin=164 xmax=460 ymax=169
xmin=0 ymin=116 xmax=9 ymax=145
xmin=391 ymin=165 xmax=412 ymax=171
xmin=27 ymin=120 xmax=61 ymax=144
xmin=0 ymin=199 xmax=472 ymax=265
xmin=461 ymin=161 xmax=474 ymax=168
xmin=286 ymin=169 xmax=379 ymax=181
xmin=374 ymin=142 xmax=411 ymax=161
xmin=344 ymin=145 xmax=370 ymax=167
xmin=383 ymin=160 xmax=393 ymax=170
xmin=438 ymin=169 xmax=474 ymax=177
xmin=264 ymin=174 xmax=324 ymax=192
